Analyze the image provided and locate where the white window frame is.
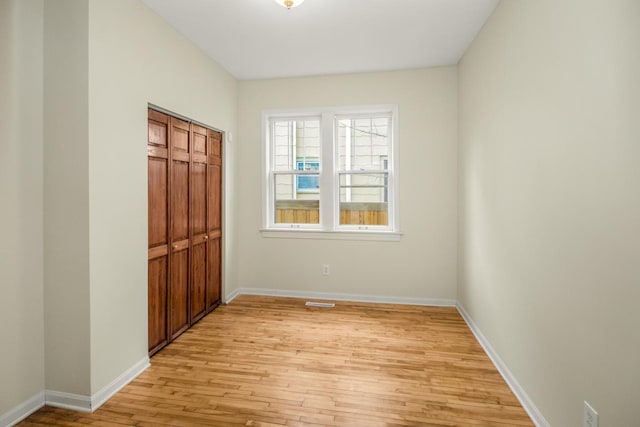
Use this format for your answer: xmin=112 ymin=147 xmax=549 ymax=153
xmin=261 ymin=105 xmax=401 ymax=241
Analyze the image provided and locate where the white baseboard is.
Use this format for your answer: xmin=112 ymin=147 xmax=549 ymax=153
xmin=91 ymin=356 xmax=150 ymax=410
xmin=0 ymin=391 xmax=44 ymax=427
xmin=456 ymin=302 xmax=550 ymax=427
xmin=45 ymin=390 xmax=91 ymax=412
xmin=45 ymin=356 xmax=150 ymax=413
xmin=226 ymin=287 xmax=456 ymax=307
xmin=1 ymin=357 xmax=149 ymax=424
xmin=224 ymin=287 xmax=242 ymax=303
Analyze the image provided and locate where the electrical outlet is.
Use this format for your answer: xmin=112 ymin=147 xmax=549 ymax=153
xmin=322 ymin=264 xmax=330 ymax=275
xmin=584 ymin=401 xmax=598 ymax=427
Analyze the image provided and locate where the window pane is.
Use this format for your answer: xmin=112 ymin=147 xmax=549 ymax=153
xmin=273 ymin=119 xmax=321 ymax=172
xmin=274 ymin=174 xmax=320 ymax=224
xmin=338 ymin=117 xmax=390 ymax=171
xmin=339 ymin=173 xmax=388 ymax=226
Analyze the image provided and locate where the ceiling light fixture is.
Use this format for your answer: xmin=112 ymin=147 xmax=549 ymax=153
xmin=275 ymin=0 xmax=305 ymax=9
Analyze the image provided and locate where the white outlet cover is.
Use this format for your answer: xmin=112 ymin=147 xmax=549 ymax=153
xmin=584 ymin=401 xmax=598 ymax=427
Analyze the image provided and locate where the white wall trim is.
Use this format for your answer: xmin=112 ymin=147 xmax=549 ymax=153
xmin=456 ymin=302 xmax=550 ymax=427
xmin=260 ymin=229 xmax=403 ymax=242
xmin=45 ymin=356 xmax=150 ymax=413
xmin=0 ymin=391 xmax=45 ymax=427
xmin=90 ymin=356 xmax=150 ymax=411
xmin=226 ymin=287 xmax=456 ymax=307
xmin=45 ymin=390 xmax=91 ymax=412
xmin=225 ymin=287 xmax=242 ymax=304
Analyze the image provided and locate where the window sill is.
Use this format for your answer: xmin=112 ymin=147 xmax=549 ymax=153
xmin=260 ymin=229 xmax=403 ymax=242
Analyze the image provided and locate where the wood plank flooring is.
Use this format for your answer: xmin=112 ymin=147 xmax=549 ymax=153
xmin=20 ymin=295 xmax=533 ymax=426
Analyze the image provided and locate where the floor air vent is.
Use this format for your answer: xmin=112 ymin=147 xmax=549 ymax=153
xmin=305 ymin=301 xmax=336 ymax=308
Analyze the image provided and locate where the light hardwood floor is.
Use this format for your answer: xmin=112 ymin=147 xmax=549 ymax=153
xmin=21 ymin=295 xmax=533 ymax=426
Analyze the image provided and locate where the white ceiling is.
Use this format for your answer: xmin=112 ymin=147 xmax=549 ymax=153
xmin=142 ymin=0 xmax=499 ymax=81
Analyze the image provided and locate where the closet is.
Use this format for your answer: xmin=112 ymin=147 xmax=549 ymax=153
xmin=147 ymin=108 xmax=222 ymax=356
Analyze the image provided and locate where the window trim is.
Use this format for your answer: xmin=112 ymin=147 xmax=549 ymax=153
xmin=262 ymin=105 xmax=401 ymax=240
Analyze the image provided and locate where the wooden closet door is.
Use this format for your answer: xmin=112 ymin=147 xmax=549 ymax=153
xmin=206 ymin=129 xmax=222 ymax=310
xmin=148 ymin=108 xmax=223 ymax=356
xmin=190 ymin=124 xmax=208 ymax=323
xmin=147 ymin=109 xmax=169 ymax=355
xmin=169 ymin=117 xmax=191 ymax=339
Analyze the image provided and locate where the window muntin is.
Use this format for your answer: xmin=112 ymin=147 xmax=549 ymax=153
xmin=265 ymin=107 xmax=397 ymax=234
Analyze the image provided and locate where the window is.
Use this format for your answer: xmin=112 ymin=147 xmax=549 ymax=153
xmin=263 ymin=106 xmax=400 ymax=240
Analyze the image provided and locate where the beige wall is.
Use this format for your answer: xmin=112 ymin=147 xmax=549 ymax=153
xmin=236 ymin=68 xmax=458 ymax=300
xmin=43 ymin=0 xmax=92 ymax=397
xmin=0 ymin=0 xmax=45 ymax=414
xmin=87 ymin=0 xmax=237 ymax=394
xmin=458 ymin=0 xmax=640 ymax=425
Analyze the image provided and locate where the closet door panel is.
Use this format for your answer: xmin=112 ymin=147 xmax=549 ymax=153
xmin=171 ymin=161 xmax=190 ymax=242
xmin=206 ymin=163 xmax=222 ymax=311
xmin=206 ymin=129 xmax=223 ymax=310
xmin=210 ymin=129 xmax=222 ymax=158
xmin=169 ymin=116 xmax=190 ymax=339
xmin=171 ymin=117 xmax=190 ymax=154
xmin=191 ymin=241 xmax=207 ymax=322
xmin=192 ymin=163 xmax=206 ymax=237
xmin=208 ymin=130 xmax=222 ymax=231
xmin=208 ymin=163 xmax=222 ymax=230
xmin=148 ymin=256 xmax=168 ymax=352
xmin=192 ymin=124 xmax=208 ymax=158
xmin=148 ymin=109 xmax=170 ymax=355
xmin=170 ymin=248 xmax=189 ymax=338
xmin=148 ymin=158 xmax=168 ymax=247
xmin=190 ymin=123 xmax=208 ymax=323
xmin=148 ymin=110 xmax=168 ymax=148
xmin=206 ymin=237 xmax=221 ymax=309
xmin=190 ymin=159 xmax=207 ymax=323
xmin=170 ymin=116 xmax=191 ymax=246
